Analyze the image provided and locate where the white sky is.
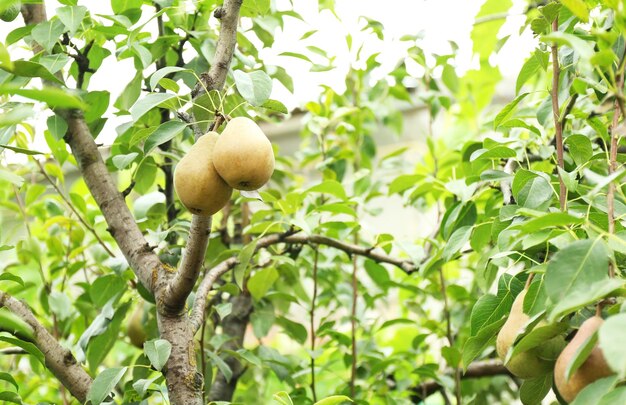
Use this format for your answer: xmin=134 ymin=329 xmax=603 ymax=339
xmin=0 ymin=0 xmax=535 ymax=150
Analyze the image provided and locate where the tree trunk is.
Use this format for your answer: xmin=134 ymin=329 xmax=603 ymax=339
xmin=157 ymin=312 xmax=204 ymax=404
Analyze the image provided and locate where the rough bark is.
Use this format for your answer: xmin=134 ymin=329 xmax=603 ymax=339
xmin=0 ymin=292 xmax=93 ymax=402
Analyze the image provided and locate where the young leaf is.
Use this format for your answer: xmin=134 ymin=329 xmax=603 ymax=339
xmin=233 ymin=70 xmax=272 ymax=106
xmin=87 ymin=367 xmax=127 ymax=405
xmin=144 ymin=339 xmax=172 ymax=372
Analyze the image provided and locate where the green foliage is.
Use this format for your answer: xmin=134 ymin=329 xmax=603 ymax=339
xmin=1 ymin=0 xmax=626 ymax=404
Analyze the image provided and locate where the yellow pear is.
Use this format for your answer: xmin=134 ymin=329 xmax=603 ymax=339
xmin=212 ymin=116 xmax=275 ymax=191
xmin=554 ymin=316 xmax=614 ymax=403
xmin=174 ymin=131 xmax=233 ymax=216
xmin=127 ymin=304 xmax=147 ymax=349
xmin=496 ymin=289 xmax=555 ymax=378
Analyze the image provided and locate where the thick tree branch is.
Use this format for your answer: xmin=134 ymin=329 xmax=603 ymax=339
xmin=165 ymin=216 xmax=212 ymax=313
xmin=21 ymin=5 xmax=162 ymax=294
xmin=190 ymin=231 xmax=417 ymax=332
xmin=164 ymin=0 xmax=243 ymax=313
xmin=410 ymin=359 xmax=512 ymax=401
xmin=191 ymin=0 xmax=243 ymax=98
xmin=0 ymin=292 xmax=93 ymax=402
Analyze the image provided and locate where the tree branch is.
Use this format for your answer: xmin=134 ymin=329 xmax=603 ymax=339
xmin=165 ymin=216 xmax=212 ymax=313
xmin=21 ymin=4 xmax=163 ymax=294
xmin=410 ymin=359 xmax=512 ymax=401
xmin=191 ymin=0 xmax=243 ymax=98
xmin=190 ymin=231 xmax=417 ymax=332
xmin=164 ymin=0 xmax=243 ymax=312
xmin=0 ymin=292 xmax=93 ymax=402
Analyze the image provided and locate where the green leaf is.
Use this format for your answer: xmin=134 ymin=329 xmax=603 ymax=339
xmin=0 ymin=272 xmax=22 ymax=286
xmin=515 ymin=175 xmax=553 ymax=210
xmin=442 ymin=226 xmax=473 ymax=260
xmin=90 ymin=274 xmax=126 ymax=307
xmin=516 ymin=51 xmax=548 ymax=94
xmin=143 ymin=120 xmax=187 ymax=154
xmin=0 ymin=392 xmax=22 ymax=405
xmin=314 ymin=396 xmax=353 ymax=405
xmin=0 ymin=372 xmax=18 ymax=391
xmin=512 ymin=212 xmax=584 ymax=233
xmin=144 ymin=339 xmax=171 ymax=371
xmin=0 ymin=169 xmax=24 ymax=187
xmin=0 ymin=42 xmax=13 ymax=71
xmin=494 ymin=93 xmax=529 ymax=128
xmin=248 ymin=266 xmax=279 ymax=300
xmin=470 ymin=146 xmax=516 ymax=161
xmin=363 ymin=259 xmax=390 ymax=289
xmin=510 ymin=322 xmax=567 ymax=356
xmin=240 ymin=0 xmax=270 ymax=17
xmin=206 ymin=350 xmax=233 ymax=382
xmin=2 ymin=61 xmax=63 ymax=84
xmin=111 ymin=0 xmax=142 ymax=14
xmin=571 ymin=376 xmax=618 ymax=405
xmin=0 ymin=144 xmax=44 ymax=155
xmin=273 ymin=391 xmax=294 ymax=405
xmin=233 ymin=70 xmax=272 ymax=106
xmin=47 ymin=115 xmax=68 ymax=140
xmin=0 ymin=85 xmax=86 ymax=109
xmin=544 ymin=239 xmax=619 ymax=320
xmin=560 ymin=0 xmax=589 ymax=22
xmin=0 ymin=334 xmax=45 ymax=366
xmin=261 ymin=99 xmax=288 ymax=114
xmin=471 ymin=0 xmax=513 ymax=61
xmin=565 ymin=134 xmax=593 ymax=166
xmin=130 ymin=93 xmax=177 ymax=122
xmin=31 ymin=20 xmax=65 ymax=53
xmin=87 ymin=367 xmax=127 ymax=405
xmin=149 ymin=66 xmax=191 ymax=91
xmin=519 ymin=374 xmax=552 ymax=405
xmin=306 ymin=180 xmax=347 ymax=200
xmin=462 ymin=318 xmax=506 ymax=369
xmin=234 ymin=241 xmax=258 ymax=288
xmin=599 ymin=313 xmax=626 ymax=378
xmin=112 ymin=152 xmax=139 ymax=170
xmin=56 ymin=5 xmax=88 ymax=34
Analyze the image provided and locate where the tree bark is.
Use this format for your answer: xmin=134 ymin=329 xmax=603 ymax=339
xmin=0 ymin=292 xmax=93 ymax=402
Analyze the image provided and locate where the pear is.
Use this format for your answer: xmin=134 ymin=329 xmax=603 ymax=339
xmin=554 ymin=316 xmax=614 ymax=403
xmin=496 ymin=289 xmax=555 ymax=378
xmin=126 ymin=304 xmax=147 ymax=349
xmin=212 ymin=116 xmax=275 ymax=190
xmin=174 ymin=131 xmax=233 ymax=216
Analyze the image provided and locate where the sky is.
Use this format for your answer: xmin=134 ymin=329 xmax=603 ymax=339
xmin=0 ymin=0 xmax=536 ymax=150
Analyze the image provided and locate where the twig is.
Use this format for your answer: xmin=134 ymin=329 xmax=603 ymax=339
xmin=607 ymin=53 xmax=625 ymax=278
xmin=190 ymin=231 xmax=417 ymax=332
xmin=350 ymin=236 xmax=358 ymax=398
xmin=550 ymin=18 xmax=567 ymax=212
xmin=310 ymin=247 xmax=319 ymax=402
xmin=36 ymin=160 xmax=116 ymax=257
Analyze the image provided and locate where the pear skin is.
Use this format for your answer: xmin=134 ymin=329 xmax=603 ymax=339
xmin=127 ymin=304 xmax=147 ymax=349
xmin=212 ymin=116 xmax=275 ymax=191
xmin=174 ymin=132 xmax=233 ymax=216
xmin=554 ymin=316 xmax=614 ymax=403
xmin=496 ymin=289 xmax=554 ymax=378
